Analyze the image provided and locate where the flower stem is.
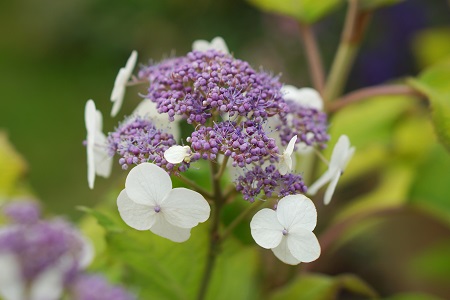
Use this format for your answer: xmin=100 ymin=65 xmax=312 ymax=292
xmin=221 ymin=200 xmax=265 ymax=241
xmin=323 ymin=0 xmax=371 ymax=103
xmin=299 ymin=23 xmax=325 ymax=94
xmin=178 ymin=175 xmax=213 ymax=200
xmin=197 ymin=161 xmax=225 ymax=300
xmin=328 ymin=84 xmax=423 ymax=112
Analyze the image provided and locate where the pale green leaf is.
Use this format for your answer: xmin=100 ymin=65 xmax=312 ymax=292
xmin=247 ymin=0 xmax=342 ymax=24
xmin=0 ymin=132 xmax=28 ymax=197
xmin=408 ymin=59 xmax=450 ymax=152
xmin=413 ymin=28 xmax=450 ymax=69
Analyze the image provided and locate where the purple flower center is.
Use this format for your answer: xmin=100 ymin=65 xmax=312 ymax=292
xmin=282 ymin=229 xmax=288 ymax=236
xmin=154 ymin=206 xmax=161 ymax=213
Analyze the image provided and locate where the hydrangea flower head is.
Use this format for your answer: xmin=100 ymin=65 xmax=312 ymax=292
xmin=111 ymin=50 xmax=138 ymax=117
xmin=71 ymin=274 xmax=135 ymax=300
xmin=308 ymin=135 xmax=355 ymax=205
xmin=250 ymin=194 xmax=320 ymax=265
xmin=85 ymin=100 xmax=113 ymax=189
xmin=117 ymin=163 xmax=210 ymax=242
xmin=0 ymin=202 xmax=93 ymax=300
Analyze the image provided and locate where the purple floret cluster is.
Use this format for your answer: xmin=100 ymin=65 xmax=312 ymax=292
xmin=278 ymin=101 xmax=329 ymax=148
xmin=107 ymin=117 xmax=192 ymax=174
xmin=71 ymin=274 xmax=135 ymax=300
xmin=145 ymin=50 xmax=288 ymax=124
xmin=235 ymin=164 xmax=307 ymax=202
xmin=187 ymin=120 xmax=278 ymax=167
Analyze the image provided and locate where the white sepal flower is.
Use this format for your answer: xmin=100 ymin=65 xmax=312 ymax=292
xmin=110 ymin=50 xmax=138 ymax=117
xmin=282 ymin=85 xmax=323 ymax=111
xmin=192 ymin=37 xmax=229 ymax=54
xmin=250 ymin=195 xmax=321 ymax=265
xmin=164 ymin=145 xmax=192 ymax=164
xmin=85 ymin=100 xmax=113 ymax=189
xmin=308 ymin=135 xmax=355 ymax=205
xmin=117 ymin=163 xmax=210 ymax=242
xmin=278 ymin=135 xmax=297 ymax=175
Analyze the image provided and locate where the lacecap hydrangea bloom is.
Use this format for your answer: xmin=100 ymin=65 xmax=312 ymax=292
xmin=84 ymin=37 xmax=354 ymax=264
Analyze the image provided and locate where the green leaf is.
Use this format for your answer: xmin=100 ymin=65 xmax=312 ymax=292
xmin=358 ymin=0 xmax=404 ymax=10
xmin=413 ymin=28 xmax=450 ymax=69
xmin=77 ymin=206 xmax=123 ymax=233
xmin=386 ymin=293 xmax=444 ymax=300
xmin=0 ymin=131 xmax=28 ymax=196
xmin=410 ymin=241 xmax=450 ymax=282
xmin=408 ymin=59 xmax=450 ymax=152
xmin=269 ymin=273 xmax=378 ymax=300
xmin=247 ymin=0 xmax=342 ymax=24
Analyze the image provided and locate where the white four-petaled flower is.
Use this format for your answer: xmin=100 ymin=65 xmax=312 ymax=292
xmin=192 ymin=37 xmax=229 ymax=54
xmin=308 ymin=135 xmax=355 ymax=205
xmin=110 ymin=50 xmax=138 ymax=117
xmin=164 ymin=145 xmax=192 ymax=164
xmin=117 ymin=163 xmax=210 ymax=242
xmin=281 ymin=85 xmax=324 ymax=111
xmin=85 ymin=100 xmax=113 ymax=189
xmin=250 ymin=194 xmax=321 ymax=265
xmin=278 ymin=135 xmax=297 ymax=175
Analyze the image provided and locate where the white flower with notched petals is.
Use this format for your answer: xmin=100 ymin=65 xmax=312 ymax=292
xmin=111 ymin=50 xmax=138 ymax=117
xmin=164 ymin=145 xmax=192 ymax=164
xmin=192 ymin=37 xmax=229 ymax=54
xmin=282 ymin=85 xmax=323 ymax=111
xmin=308 ymin=135 xmax=355 ymax=205
xmin=250 ymin=194 xmax=321 ymax=265
xmin=85 ymin=100 xmax=113 ymax=189
xmin=117 ymin=163 xmax=210 ymax=242
xmin=278 ymin=135 xmax=297 ymax=175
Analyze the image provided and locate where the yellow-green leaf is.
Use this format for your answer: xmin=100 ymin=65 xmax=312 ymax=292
xmin=408 ymin=59 xmax=450 ymax=152
xmin=0 ymin=132 xmax=28 ymax=196
xmin=247 ymin=0 xmax=342 ymax=24
xmin=413 ymin=28 xmax=450 ymax=69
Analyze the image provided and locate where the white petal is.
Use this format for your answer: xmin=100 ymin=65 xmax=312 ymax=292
xmin=296 ymin=88 xmax=324 ymax=110
xmin=150 ymin=213 xmax=191 ymax=243
xmin=278 ymin=158 xmax=289 ymax=176
xmin=30 ymin=269 xmax=64 ymax=300
xmin=85 ymin=100 xmax=97 ymax=189
xmin=210 ymin=37 xmax=229 ymax=54
xmin=329 ymin=135 xmax=351 ymax=170
xmin=164 ymin=146 xmax=191 ymax=164
xmin=95 ymin=109 xmax=103 ymax=132
xmin=285 ymin=135 xmax=297 ymax=155
xmin=307 ymin=169 xmax=335 ymax=196
xmin=78 ymin=236 xmax=94 ymax=269
xmin=124 ymin=50 xmax=138 ymax=78
xmin=117 ymin=189 xmax=157 ymax=230
xmin=287 ymin=228 xmax=321 ymax=263
xmin=250 ymin=208 xmax=284 ymax=249
xmin=276 ymin=195 xmax=317 ymax=231
xmin=125 ymin=163 xmax=172 ymax=206
xmin=133 ymin=99 xmax=160 ymax=119
xmin=110 ymin=84 xmax=126 ymax=117
xmin=271 ymin=237 xmax=301 ymax=265
xmin=192 ymin=40 xmax=210 ymax=52
xmin=93 ymin=131 xmax=112 ymax=178
xmin=0 ymin=253 xmax=24 ymax=300
xmin=324 ymin=171 xmax=340 ymax=205
xmin=160 ymin=188 xmax=210 ymax=228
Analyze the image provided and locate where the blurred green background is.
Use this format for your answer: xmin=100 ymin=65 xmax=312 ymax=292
xmin=1 ymin=0 xmax=450 ymax=299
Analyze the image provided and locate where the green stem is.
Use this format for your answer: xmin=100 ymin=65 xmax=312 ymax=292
xmin=197 ymin=161 xmax=224 ymax=300
xmin=214 ymin=155 xmax=229 ymax=180
xmin=221 ymin=200 xmax=265 ymax=241
xmin=178 ymin=175 xmax=213 ymax=200
xmin=299 ymin=23 xmax=325 ymax=94
xmin=323 ymin=0 xmax=372 ymax=103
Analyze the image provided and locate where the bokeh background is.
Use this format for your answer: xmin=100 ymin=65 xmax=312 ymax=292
xmin=1 ymin=0 xmax=450 ymax=299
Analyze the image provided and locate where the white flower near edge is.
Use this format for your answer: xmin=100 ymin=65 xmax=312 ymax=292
xmin=192 ymin=37 xmax=229 ymax=54
xmin=85 ymin=100 xmax=113 ymax=189
xmin=250 ymin=194 xmax=321 ymax=265
xmin=117 ymin=163 xmax=210 ymax=242
xmin=278 ymin=135 xmax=297 ymax=176
xmin=164 ymin=145 xmax=192 ymax=164
xmin=308 ymin=135 xmax=355 ymax=205
xmin=111 ymin=50 xmax=138 ymax=117
xmin=281 ymin=85 xmax=324 ymax=111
